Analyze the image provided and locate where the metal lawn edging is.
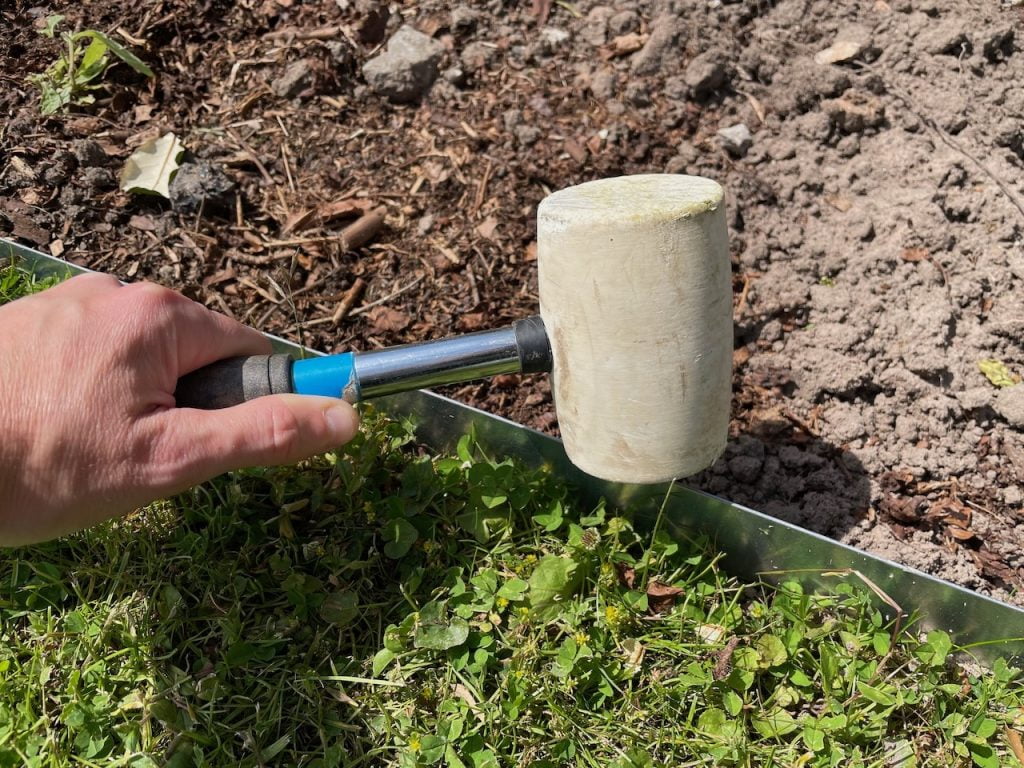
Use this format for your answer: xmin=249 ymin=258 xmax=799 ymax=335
xmin=3 ymin=238 xmax=1022 ymax=664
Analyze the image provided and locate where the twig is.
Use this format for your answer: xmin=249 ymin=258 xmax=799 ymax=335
xmin=472 ymin=158 xmax=493 ymax=215
xmin=225 ymin=128 xmax=274 ymax=185
xmin=281 ymin=144 xmax=296 ymax=193
xmin=341 ymin=207 xmax=386 ymax=250
xmin=332 ymin=277 xmax=367 ymax=325
xmin=350 ymin=275 xmax=424 ymax=317
xmin=263 ymin=24 xmax=344 ymax=41
xmin=465 ymin=264 xmax=481 ymax=306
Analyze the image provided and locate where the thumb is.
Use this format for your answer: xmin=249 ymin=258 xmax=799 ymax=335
xmin=146 ymin=394 xmax=359 ymax=494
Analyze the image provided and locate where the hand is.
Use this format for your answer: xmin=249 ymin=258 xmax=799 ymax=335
xmin=0 ymin=274 xmax=359 ymax=545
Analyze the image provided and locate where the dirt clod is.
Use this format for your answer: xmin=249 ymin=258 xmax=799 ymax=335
xmin=362 ymin=25 xmax=444 ymax=103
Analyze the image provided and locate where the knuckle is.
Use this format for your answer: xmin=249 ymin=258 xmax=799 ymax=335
xmin=263 ymin=402 xmax=304 ymax=460
xmin=128 ymin=281 xmax=182 ymax=311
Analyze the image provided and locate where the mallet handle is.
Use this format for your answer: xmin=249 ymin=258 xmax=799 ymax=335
xmin=174 ymin=316 xmax=551 ymax=410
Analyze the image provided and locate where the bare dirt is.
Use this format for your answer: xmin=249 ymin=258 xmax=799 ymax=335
xmin=2 ymin=0 xmax=1023 ymax=604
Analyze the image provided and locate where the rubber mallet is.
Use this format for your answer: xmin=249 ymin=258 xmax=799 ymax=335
xmin=176 ymin=174 xmax=733 ymax=483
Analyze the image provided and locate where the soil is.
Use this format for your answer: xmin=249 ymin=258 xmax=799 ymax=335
xmin=2 ymin=0 xmax=1023 ymax=604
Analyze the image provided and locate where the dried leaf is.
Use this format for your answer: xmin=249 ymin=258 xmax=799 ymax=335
xmin=120 ymin=132 xmax=185 ymax=198
xmin=814 ymin=40 xmax=863 ymax=65
xmin=476 ymin=216 xmax=499 ymax=241
xmin=615 ymin=562 xmax=636 ymax=589
xmin=563 ymin=138 xmax=587 ymax=164
xmin=646 ymin=580 xmax=684 ymax=613
xmin=128 ymin=214 xmax=157 ymax=231
xmin=366 ymin=306 xmax=410 ymax=334
xmin=622 ymin=637 xmax=645 ymax=673
xmin=1006 ymin=728 xmax=1024 ymax=765
xmin=900 ymin=247 xmax=928 ymax=262
xmin=458 ymin=313 xmax=488 ymax=331
xmin=947 ymin=527 xmax=979 ymax=542
xmin=697 ymin=624 xmax=726 ymax=643
xmin=602 ymin=32 xmax=647 ymax=59
xmin=978 ymin=359 xmax=1020 ymax=388
xmin=713 ymin=637 xmax=740 ymax=681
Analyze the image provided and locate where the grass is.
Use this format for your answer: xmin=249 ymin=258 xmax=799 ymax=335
xmin=0 ymin=261 xmax=1022 ymax=767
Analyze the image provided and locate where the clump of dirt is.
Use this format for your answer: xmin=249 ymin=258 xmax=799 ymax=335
xmin=1 ymin=0 xmax=1022 ymax=602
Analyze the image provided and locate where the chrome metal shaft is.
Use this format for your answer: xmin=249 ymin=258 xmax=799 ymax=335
xmin=353 ymin=326 xmax=521 ymax=398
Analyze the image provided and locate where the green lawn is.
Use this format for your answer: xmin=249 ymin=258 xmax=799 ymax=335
xmin=1 ymin=262 xmax=1022 ymax=767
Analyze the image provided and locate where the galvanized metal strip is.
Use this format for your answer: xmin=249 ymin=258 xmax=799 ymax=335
xmin=3 ymin=239 xmax=1022 ymax=662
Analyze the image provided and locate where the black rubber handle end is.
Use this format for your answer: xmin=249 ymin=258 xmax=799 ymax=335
xmin=514 ymin=315 xmax=552 ymax=374
xmin=175 ymin=354 xmax=294 ymax=409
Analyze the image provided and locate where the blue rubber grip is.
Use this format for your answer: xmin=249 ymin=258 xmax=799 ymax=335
xmin=292 ymin=353 xmax=359 ymax=401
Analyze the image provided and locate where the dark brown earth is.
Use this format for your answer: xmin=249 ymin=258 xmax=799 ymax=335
xmin=2 ymin=0 xmax=1023 ymax=604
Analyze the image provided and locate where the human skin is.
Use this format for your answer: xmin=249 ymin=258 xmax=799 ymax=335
xmin=0 ymin=274 xmax=359 ymax=545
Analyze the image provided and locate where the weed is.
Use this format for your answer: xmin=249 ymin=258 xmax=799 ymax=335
xmin=27 ymin=15 xmax=154 ymax=115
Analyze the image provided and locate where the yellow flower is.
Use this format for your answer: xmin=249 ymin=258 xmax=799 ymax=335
xmin=574 ymin=631 xmax=588 ymax=646
xmin=496 ymin=597 xmax=509 ymax=610
xmin=408 ymin=735 xmax=421 ymax=753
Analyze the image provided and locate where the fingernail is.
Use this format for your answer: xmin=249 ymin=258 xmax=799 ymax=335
xmin=325 ymin=403 xmax=358 ymax=443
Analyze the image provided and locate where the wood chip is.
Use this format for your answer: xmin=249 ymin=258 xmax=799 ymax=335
xmin=476 ymin=216 xmax=498 ymax=241
xmin=815 ymin=40 xmax=863 ymax=65
xmin=129 ymin=214 xmax=158 ymax=231
xmin=331 ymin=277 xmax=367 ymax=325
xmin=563 ymin=138 xmax=587 ymax=164
xmin=341 ymin=207 xmax=386 ymax=250
xmin=602 ymin=32 xmax=648 ymax=59
xmin=901 ymin=247 xmax=928 ymax=262
xmin=824 ymin=194 xmax=853 ymax=212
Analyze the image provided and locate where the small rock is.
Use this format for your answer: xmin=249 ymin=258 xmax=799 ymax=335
xmin=363 ymin=25 xmax=445 ymax=103
xmin=835 ymin=134 xmax=861 ymax=157
xmin=608 ymin=10 xmax=640 ymax=36
xmin=815 ymin=40 xmax=863 ymax=65
xmin=581 ymin=6 xmax=614 ymax=47
xmin=684 ymin=49 xmax=727 ymax=98
xmin=1004 ymin=485 xmax=1023 ymax=507
xmin=631 ymin=14 xmax=684 ymax=75
xmin=443 ymin=66 xmax=466 ymax=85
xmin=169 ymin=160 xmax=235 ymax=214
xmin=958 ymin=387 xmax=992 ymax=411
xmin=814 ymin=24 xmax=878 ymax=65
xmin=718 ymin=123 xmax=752 ymax=156
xmin=450 ymin=5 xmax=480 ymax=33
xmin=538 ymin=26 xmax=571 ymax=55
xmin=272 ymin=58 xmax=314 ymax=99
xmin=515 ymin=124 xmax=542 ymax=146
xmin=71 ymin=139 xmax=108 ymax=168
xmin=459 ymin=41 xmax=495 ymax=73
xmin=918 ymin=18 xmax=970 ymax=55
xmin=590 ymin=69 xmax=617 ymax=100
xmin=40 ymin=151 xmax=76 ymax=187
xmin=325 ymin=40 xmax=355 ymax=71
xmin=79 ymin=167 xmax=115 ymax=192
xmin=416 ymin=214 xmax=435 ymax=235
xmin=994 ymin=385 xmax=1024 ymax=428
